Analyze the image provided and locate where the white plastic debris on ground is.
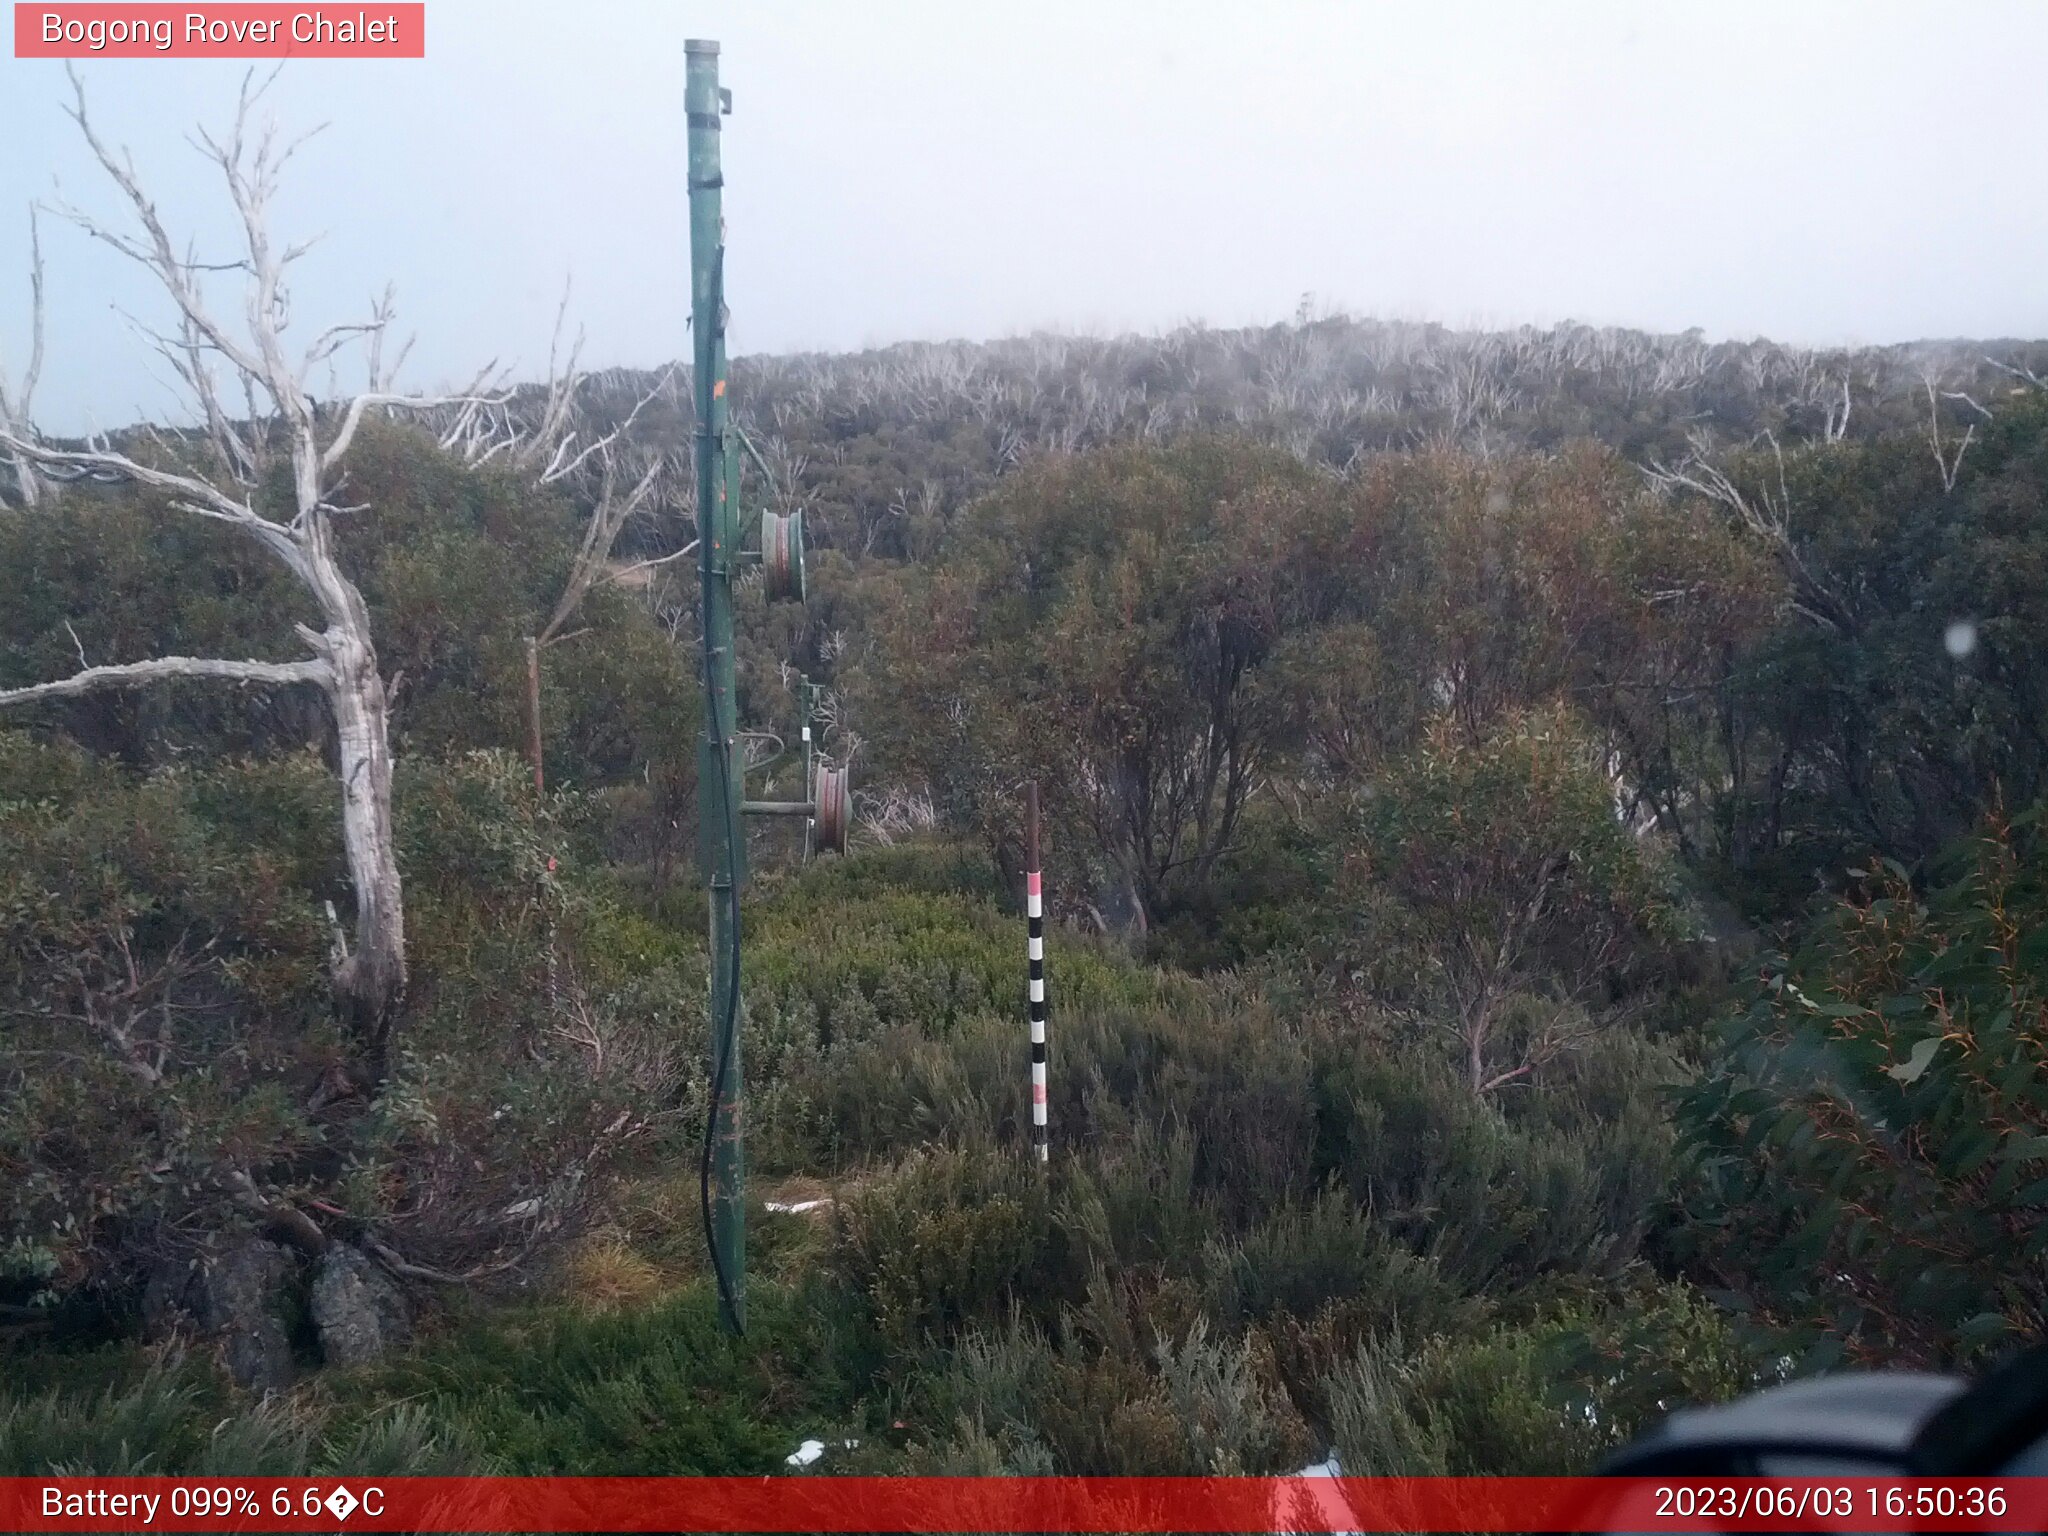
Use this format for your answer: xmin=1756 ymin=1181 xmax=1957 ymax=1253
xmin=1279 ymin=1453 xmax=1360 ymax=1536
xmin=785 ymin=1437 xmax=860 ymax=1468
xmin=765 ymin=1198 xmax=831 ymax=1214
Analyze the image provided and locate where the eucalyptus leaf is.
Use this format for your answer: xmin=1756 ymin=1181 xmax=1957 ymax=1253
xmin=1886 ymin=1037 xmax=1941 ymax=1085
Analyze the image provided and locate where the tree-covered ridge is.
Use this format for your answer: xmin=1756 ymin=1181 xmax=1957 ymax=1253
xmin=551 ymin=315 xmax=2048 ymax=564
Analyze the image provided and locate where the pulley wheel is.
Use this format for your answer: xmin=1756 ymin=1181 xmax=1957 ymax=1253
xmin=762 ymin=508 xmax=807 ymax=603
xmin=812 ymin=761 xmax=850 ymax=856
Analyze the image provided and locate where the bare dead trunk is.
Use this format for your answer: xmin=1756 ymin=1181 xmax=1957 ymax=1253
xmin=1 ymin=209 xmax=45 ymax=511
xmin=317 ymin=593 xmax=407 ymax=1059
xmin=293 ymin=393 xmax=407 ymax=1057
xmin=3 ymin=451 xmax=38 ymax=508
xmin=1459 ymin=966 xmax=1497 ymax=1096
xmin=1125 ymin=869 xmax=1150 ymax=938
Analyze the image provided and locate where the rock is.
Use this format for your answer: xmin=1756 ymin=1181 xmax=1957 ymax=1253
xmin=310 ymin=1243 xmax=410 ymax=1366
xmin=140 ymin=1258 xmax=199 ymax=1342
xmin=193 ymin=1239 xmax=299 ymax=1393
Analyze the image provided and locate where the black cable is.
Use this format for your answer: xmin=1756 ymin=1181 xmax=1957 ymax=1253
xmin=698 ymin=777 xmax=742 ymax=1331
xmin=698 ymin=555 xmax=744 ymax=1333
xmin=697 ymin=243 xmax=744 ymax=1333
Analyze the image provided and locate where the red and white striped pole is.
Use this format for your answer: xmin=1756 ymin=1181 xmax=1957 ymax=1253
xmin=1026 ymin=781 xmax=1048 ymax=1162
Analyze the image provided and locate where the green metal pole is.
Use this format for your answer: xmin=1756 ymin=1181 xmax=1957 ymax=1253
xmin=687 ymin=37 xmax=745 ymax=1335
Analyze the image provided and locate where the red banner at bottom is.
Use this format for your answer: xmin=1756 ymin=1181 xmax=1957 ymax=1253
xmin=1 ymin=1475 xmax=2043 ymax=1533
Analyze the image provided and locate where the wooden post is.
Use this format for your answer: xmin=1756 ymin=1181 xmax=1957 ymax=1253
xmin=524 ymin=636 xmax=545 ymax=794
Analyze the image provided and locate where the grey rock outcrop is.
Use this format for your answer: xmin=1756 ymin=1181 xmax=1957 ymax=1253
xmin=143 ymin=1238 xmax=300 ymax=1392
xmin=310 ymin=1243 xmax=411 ymax=1366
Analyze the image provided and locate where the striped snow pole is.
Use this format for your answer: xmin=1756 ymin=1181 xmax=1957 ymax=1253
xmin=1027 ymin=781 xmax=1048 ymax=1162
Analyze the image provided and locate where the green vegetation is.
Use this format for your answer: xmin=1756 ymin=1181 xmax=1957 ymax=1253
xmin=4 ymin=318 xmax=2046 ymax=1477
xmin=1673 ymin=808 xmax=2048 ymax=1366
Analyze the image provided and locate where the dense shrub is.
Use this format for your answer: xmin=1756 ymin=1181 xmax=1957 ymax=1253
xmin=0 ymin=738 xmax=337 ymax=1303
xmin=831 ymin=1145 xmax=1063 ymax=1353
xmin=1321 ymin=1282 xmax=1752 ymax=1476
xmin=1307 ymin=1023 xmax=1679 ymax=1292
xmin=327 ymin=1283 xmax=857 ymax=1475
xmin=1672 ymin=806 xmax=2048 ymax=1367
xmin=0 ymin=740 xmax=705 ymax=1310
xmin=1340 ymin=707 xmax=1687 ymax=1095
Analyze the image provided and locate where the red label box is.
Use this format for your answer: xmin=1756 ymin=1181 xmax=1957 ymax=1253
xmin=15 ymin=4 xmax=425 ymax=57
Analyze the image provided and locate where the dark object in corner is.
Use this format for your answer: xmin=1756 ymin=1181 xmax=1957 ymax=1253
xmin=1599 ymin=1342 xmax=2048 ymax=1477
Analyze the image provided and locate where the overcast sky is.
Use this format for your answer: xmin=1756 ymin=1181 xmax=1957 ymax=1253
xmin=3 ymin=0 xmax=2045 ymax=432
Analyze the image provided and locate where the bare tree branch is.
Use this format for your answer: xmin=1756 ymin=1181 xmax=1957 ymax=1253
xmin=1926 ymin=379 xmax=1976 ymax=493
xmin=597 ymin=537 xmax=700 ymax=593
xmin=1645 ymin=430 xmax=1855 ymax=634
xmin=527 ymin=280 xmax=585 ymax=471
xmin=168 ymin=301 xmax=261 ymax=482
xmin=1987 ymin=356 xmax=2048 ymax=393
xmin=55 ymin=64 xmax=275 ymax=393
xmin=321 ymin=385 xmax=513 ymax=474
xmin=0 ymin=654 xmax=330 ymax=707
xmin=1821 ymin=376 xmax=1851 ymax=443
xmin=0 ymin=427 xmax=305 ymax=566
xmin=519 ymin=435 xmax=685 ymax=792
xmin=538 ymin=450 xmax=668 ymax=645
xmin=362 ymin=284 xmax=412 ymax=392
xmin=0 ymin=207 xmax=46 ymax=507
xmin=1942 ymin=389 xmax=1994 ymax=424
xmin=539 ymin=364 xmax=677 ymax=487
xmin=18 ymin=210 xmax=44 ymax=417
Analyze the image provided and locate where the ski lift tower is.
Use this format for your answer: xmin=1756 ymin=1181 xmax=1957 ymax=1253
xmin=686 ymin=39 xmax=850 ymax=1336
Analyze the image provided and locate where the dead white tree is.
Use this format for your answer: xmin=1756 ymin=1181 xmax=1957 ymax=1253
xmin=1645 ymin=429 xmax=1856 ymax=635
xmin=476 ymin=283 xmax=664 ymax=489
xmin=1924 ymin=378 xmax=1977 ymax=493
xmin=0 ymin=68 xmax=504 ymax=1055
xmin=1987 ymin=355 xmax=2048 ymax=394
xmin=523 ymin=435 xmax=691 ymax=792
xmin=1820 ymin=376 xmax=1852 ymax=444
xmin=856 ymin=782 xmax=937 ymax=847
xmin=0 ymin=208 xmax=45 ymax=508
